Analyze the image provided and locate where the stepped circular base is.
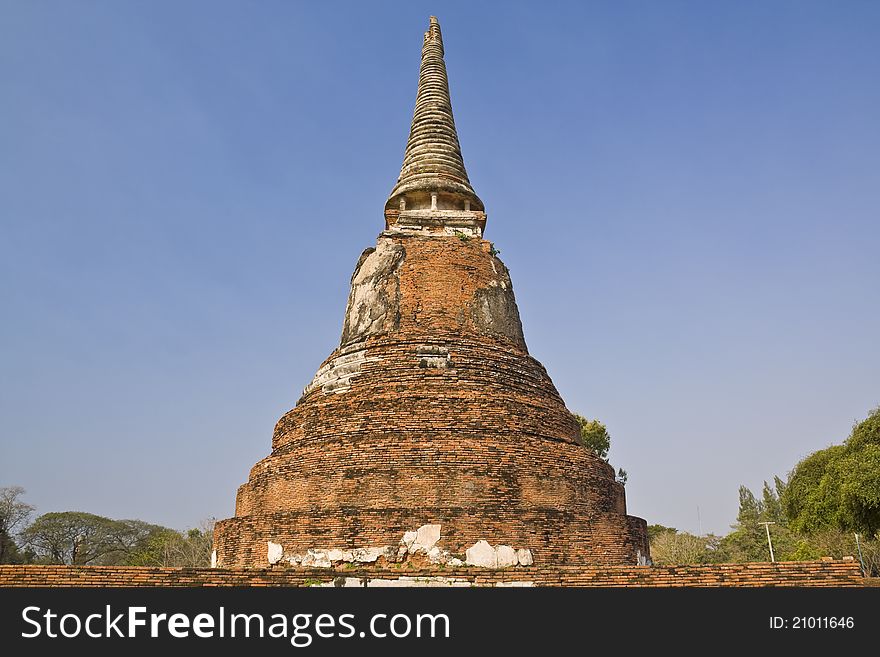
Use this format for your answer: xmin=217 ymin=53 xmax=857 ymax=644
xmin=214 ymin=333 xmax=648 ymax=568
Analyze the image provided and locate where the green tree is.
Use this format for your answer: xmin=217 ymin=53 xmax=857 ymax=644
xmin=20 ymin=512 xmax=168 ymax=565
xmin=719 ymin=486 xmax=765 ymax=562
xmin=573 ymin=414 xmax=611 ymax=460
xmin=646 ymin=524 xmax=677 ymax=541
xmin=101 ymin=519 xmax=171 ymax=565
xmin=128 ymin=521 xmax=214 ymax=567
xmin=645 ymin=523 xmax=724 ymax=566
xmin=762 ymin=478 xmax=787 ymax=523
xmin=650 ymin=531 xmax=709 ymax=565
xmin=719 ymin=481 xmax=801 ymax=562
xmin=783 ymin=407 xmax=880 ymax=536
xmin=0 ymin=486 xmax=34 ymax=564
xmin=127 ymin=527 xmax=181 ymax=566
xmin=22 ymin=512 xmax=118 ymax=564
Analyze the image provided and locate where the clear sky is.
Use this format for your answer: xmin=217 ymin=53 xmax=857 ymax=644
xmin=1 ymin=1 xmax=878 ymax=537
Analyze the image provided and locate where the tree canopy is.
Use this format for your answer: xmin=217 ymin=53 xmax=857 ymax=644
xmin=20 ymin=512 xmax=159 ymax=565
xmin=646 ymin=406 xmax=880 ymax=572
xmin=716 ymin=480 xmax=803 ymax=562
xmin=0 ymin=486 xmax=35 ymax=564
xmin=783 ymin=407 xmax=880 ymax=536
xmin=573 ymin=414 xmax=611 ymax=460
xmin=13 ymin=505 xmax=214 ymax=567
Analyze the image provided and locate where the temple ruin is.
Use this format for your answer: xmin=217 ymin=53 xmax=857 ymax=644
xmin=212 ymin=16 xmax=650 ymax=570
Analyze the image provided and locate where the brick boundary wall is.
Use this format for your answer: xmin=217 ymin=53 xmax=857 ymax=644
xmin=0 ymin=561 xmax=864 ymax=587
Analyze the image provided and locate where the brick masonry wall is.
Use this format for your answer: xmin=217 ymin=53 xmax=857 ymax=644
xmin=214 ymin=232 xmax=648 ymax=568
xmin=0 ymin=561 xmax=865 ymax=588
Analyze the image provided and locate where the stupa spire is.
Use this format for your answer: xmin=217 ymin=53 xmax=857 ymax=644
xmin=385 ymin=16 xmax=483 ymax=216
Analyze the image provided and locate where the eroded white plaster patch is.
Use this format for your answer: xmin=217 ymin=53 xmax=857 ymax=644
xmin=276 ymin=526 xmax=534 ymax=570
xmin=300 ymin=550 xmax=332 ymax=568
xmin=496 ymin=545 xmax=518 ymax=568
xmin=465 ymin=541 xmax=533 ymax=568
xmin=426 ymin=546 xmax=445 ymax=564
xmin=442 ymin=225 xmax=481 ymax=238
xmin=495 ymin=581 xmax=535 ymax=587
xmin=516 ymin=548 xmax=534 ymax=566
xmin=267 ymin=541 xmax=283 ymax=565
xmin=466 ymin=540 xmax=497 ymax=568
xmin=351 ymin=546 xmax=390 ymax=563
xmin=340 ymin=239 xmax=404 ymax=344
xmin=413 ymin=524 xmax=441 ymax=552
xmin=402 ymin=530 xmax=418 ymax=548
xmin=415 ymin=346 xmax=450 ymax=369
xmin=303 ymin=348 xmax=380 ymax=396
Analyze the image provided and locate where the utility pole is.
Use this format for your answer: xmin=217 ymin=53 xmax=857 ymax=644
xmin=855 ymin=533 xmax=866 ymax=576
xmin=758 ymin=521 xmax=776 ymax=562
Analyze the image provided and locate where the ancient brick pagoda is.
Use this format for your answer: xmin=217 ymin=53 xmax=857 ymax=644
xmin=213 ymin=16 xmax=649 ymax=570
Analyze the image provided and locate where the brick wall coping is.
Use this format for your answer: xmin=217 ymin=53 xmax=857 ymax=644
xmin=0 ymin=560 xmax=864 ymax=588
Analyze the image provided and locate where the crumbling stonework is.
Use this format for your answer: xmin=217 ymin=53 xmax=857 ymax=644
xmin=471 ymin=256 xmax=526 ymax=346
xmin=212 ymin=16 xmax=650 ymax=569
xmin=339 ymin=240 xmax=404 ymax=345
xmin=254 ymin=524 xmax=533 ymax=571
xmin=214 ymin=234 xmax=649 ymax=569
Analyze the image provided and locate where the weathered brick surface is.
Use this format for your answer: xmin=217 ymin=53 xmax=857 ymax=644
xmin=0 ymin=562 xmax=865 ymax=588
xmin=214 ymin=16 xmax=648 ymax=569
xmin=214 ymin=234 xmax=649 ymax=568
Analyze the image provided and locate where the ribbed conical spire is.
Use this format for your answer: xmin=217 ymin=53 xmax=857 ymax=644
xmin=386 ymin=16 xmax=483 ymax=212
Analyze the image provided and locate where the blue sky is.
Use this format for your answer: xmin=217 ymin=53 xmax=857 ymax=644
xmin=1 ymin=1 xmax=878 ymax=536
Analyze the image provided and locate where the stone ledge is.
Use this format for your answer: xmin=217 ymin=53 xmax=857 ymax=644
xmin=0 ymin=561 xmax=865 ymax=588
